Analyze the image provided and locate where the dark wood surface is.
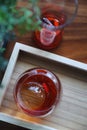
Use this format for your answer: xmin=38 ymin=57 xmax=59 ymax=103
xmin=0 ymin=121 xmax=31 ymax=130
xmin=4 ymin=0 xmax=87 ymax=64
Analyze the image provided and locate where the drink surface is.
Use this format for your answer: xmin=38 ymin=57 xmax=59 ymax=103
xmin=19 ymin=75 xmax=57 ymax=111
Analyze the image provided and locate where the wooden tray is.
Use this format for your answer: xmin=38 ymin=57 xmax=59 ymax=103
xmin=0 ymin=42 xmax=87 ymax=130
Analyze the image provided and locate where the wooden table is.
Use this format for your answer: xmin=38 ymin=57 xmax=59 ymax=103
xmin=4 ymin=0 xmax=87 ymax=64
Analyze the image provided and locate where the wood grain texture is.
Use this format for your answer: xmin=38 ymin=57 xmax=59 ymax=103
xmin=4 ymin=0 xmax=87 ymax=64
xmin=0 ymin=45 xmax=87 ymax=130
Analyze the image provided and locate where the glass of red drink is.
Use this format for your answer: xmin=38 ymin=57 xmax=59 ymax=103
xmin=34 ymin=0 xmax=78 ymax=50
xmin=14 ymin=68 xmax=61 ymax=117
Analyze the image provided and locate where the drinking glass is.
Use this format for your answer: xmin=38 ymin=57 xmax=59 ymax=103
xmin=14 ymin=68 xmax=61 ymax=117
xmin=34 ymin=0 xmax=78 ymax=50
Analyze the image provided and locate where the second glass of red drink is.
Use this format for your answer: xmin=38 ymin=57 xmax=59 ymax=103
xmin=34 ymin=0 xmax=78 ymax=50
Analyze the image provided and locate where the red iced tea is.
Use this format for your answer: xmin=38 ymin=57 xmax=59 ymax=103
xmin=34 ymin=11 xmax=66 ymax=50
xmin=14 ymin=68 xmax=61 ymax=117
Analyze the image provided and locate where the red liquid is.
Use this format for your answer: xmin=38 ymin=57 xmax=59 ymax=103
xmin=14 ymin=68 xmax=61 ymax=117
xmin=34 ymin=11 xmax=66 ymax=50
